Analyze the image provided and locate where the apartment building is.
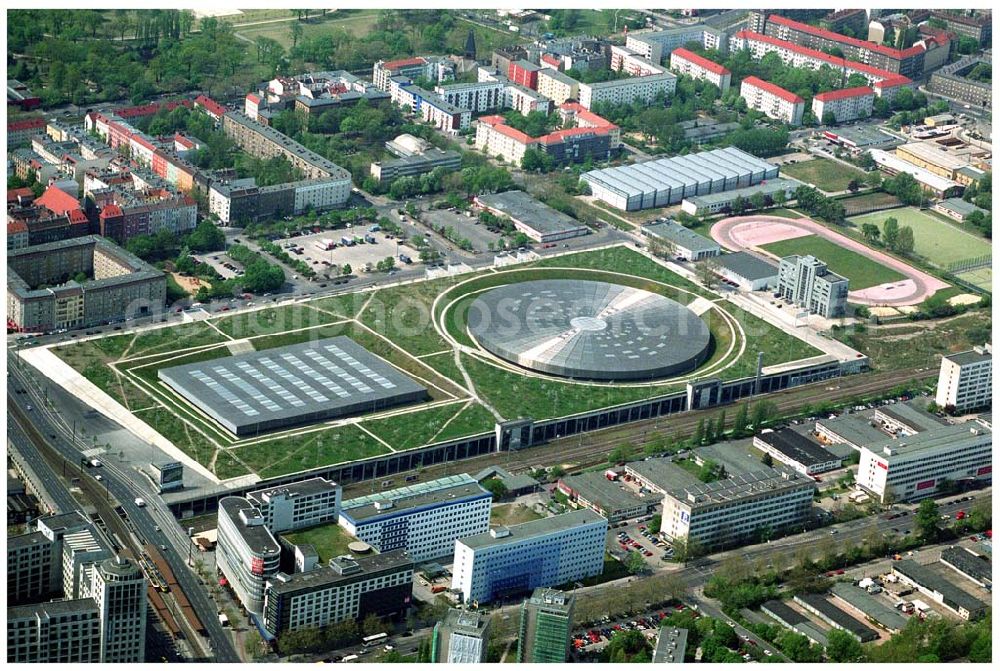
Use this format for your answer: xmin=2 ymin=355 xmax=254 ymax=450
xmin=505 ymin=83 xmax=553 ymax=117
xmin=373 ymin=56 xmax=454 ymax=91
xmin=625 ymin=25 xmax=726 ymax=64
xmin=246 ymin=477 xmax=342 ymax=534
xmin=740 ymin=76 xmax=805 ymax=126
xmin=262 ymin=551 xmax=413 ymax=637
xmin=728 ymin=31 xmax=913 ymax=104
xmin=88 ymin=557 xmax=147 ymax=663
xmin=370 ymin=148 xmax=462 ymax=183
xmin=451 ymin=509 xmax=607 ymax=605
xmin=432 ymin=609 xmax=491 ymax=663
xmin=392 ymin=83 xmax=472 ymax=133
xmin=7 ymin=532 xmax=58 ymax=606
xmin=537 ymin=68 xmax=580 ymax=105
xmin=7 ymin=600 xmax=102 ymax=663
xmin=7 ymin=116 xmax=46 ymax=148
xmin=517 ymin=588 xmax=575 ymax=663
xmin=476 ymin=104 xmax=619 ymax=168
xmin=578 ymin=72 xmax=677 ymax=110
xmin=338 ymin=474 xmax=492 ymax=563
xmin=930 ymin=11 xmax=991 ymax=46
xmin=507 ymin=59 xmax=541 ymax=90
xmin=7 ymin=236 xmax=166 ymax=333
xmin=216 ymin=496 xmax=283 ymax=615
xmin=610 ymin=46 xmax=667 ymax=77
xmin=435 ymin=80 xmax=506 ymax=113
xmin=935 ymin=344 xmax=992 ymax=412
xmin=777 ymin=254 xmax=849 ymax=318
xmin=669 ymin=47 xmax=732 ymax=93
xmin=812 ymin=86 xmax=875 ymax=124
xmin=661 ymin=470 xmax=815 ymax=549
xmin=857 ymin=423 xmax=992 ymax=503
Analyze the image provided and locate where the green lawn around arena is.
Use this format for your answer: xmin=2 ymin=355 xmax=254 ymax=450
xmin=780 ymin=158 xmax=866 ymax=193
xmin=760 ymin=234 xmax=906 ymax=289
xmin=848 ymin=207 xmax=992 ymax=269
xmin=283 ymin=523 xmax=360 ymax=563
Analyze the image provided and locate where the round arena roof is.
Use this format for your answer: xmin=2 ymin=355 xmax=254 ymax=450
xmin=467 ymin=280 xmax=711 ymax=381
xmin=347 ymin=541 xmax=372 ymax=554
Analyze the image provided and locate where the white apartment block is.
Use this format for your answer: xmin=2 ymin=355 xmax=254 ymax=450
xmin=451 ymin=509 xmax=607 ymax=604
xmin=291 ymin=178 xmax=352 ymax=219
xmin=247 ymin=477 xmax=342 ymax=534
xmin=217 ymin=497 xmax=282 ymax=615
xmin=475 ymin=118 xmax=533 ymax=166
xmin=435 ymin=81 xmax=506 ymax=113
xmin=537 ymin=69 xmax=580 ymax=105
xmin=505 ymin=83 xmax=553 ymax=116
xmin=812 ymin=86 xmax=875 ymax=123
xmin=935 ymin=345 xmax=992 ymax=412
xmin=740 ymin=76 xmax=805 ymax=126
xmin=661 ymin=471 xmax=815 ymax=549
xmin=373 ymin=56 xmax=453 ymax=91
xmin=669 ymin=47 xmax=732 ymax=92
xmin=625 ymin=26 xmax=724 ymax=64
xmin=339 ymin=474 xmax=492 ymax=563
xmin=578 ymin=73 xmax=677 ymax=110
xmin=610 ymin=45 xmax=667 ymax=77
xmin=856 ymin=423 xmax=992 ymax=503
xmin=89 ymin=557 xmax=147 ymax=663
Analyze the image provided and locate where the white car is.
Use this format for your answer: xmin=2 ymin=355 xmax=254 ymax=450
xmin=764 ymin=650 xmax=773 ymax=657
xmin=95 ymin=475 xmax=103 ymax=481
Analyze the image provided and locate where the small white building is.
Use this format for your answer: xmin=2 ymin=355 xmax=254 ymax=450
xmin=740 ymin=76 xmax=804 ymax=126
xmin=713 ymin=251 xmax=779 ymax=291
xmin=935 ymin=344 xmax=992 ymax=412
xmin=812 ymin=86 xmax=875 ymax=124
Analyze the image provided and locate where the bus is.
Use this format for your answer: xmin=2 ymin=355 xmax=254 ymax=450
xmin=362 ymin=633 xmax=388 ymax=649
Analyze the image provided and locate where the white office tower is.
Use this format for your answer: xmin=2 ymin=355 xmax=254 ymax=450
xmin=90 ymin=556 xmax=147 ymax=662
xmin=935 ymin=344 xmax=992 ymax=412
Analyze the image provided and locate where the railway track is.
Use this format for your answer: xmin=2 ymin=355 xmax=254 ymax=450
xmin=342 ymin=366 xmax=932 ymax=496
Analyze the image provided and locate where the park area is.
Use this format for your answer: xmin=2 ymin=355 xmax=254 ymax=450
xmin=849 ymin=207 xmax=992 ymax=271
xmin=780 ymin=158 xmax=865 ymax=194
xmin=760 ymin=234 xmax=905 ymax=289
xmin=283 ymin=523 xmax=357 ymax=563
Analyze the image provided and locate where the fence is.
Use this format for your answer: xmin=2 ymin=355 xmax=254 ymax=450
xmin=948 ymin=254 xmax=991 ymax=274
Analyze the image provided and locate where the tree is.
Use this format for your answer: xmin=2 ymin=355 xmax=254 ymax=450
xmin=692 ymin=418 xmax=706 ymax=446
xmin=733 ymin=403 xmax=750 ymax=438
xmin=361 ymin=613 xmax=385 ymax=637
xmin=625 ymin=550 xmax=647 ymax=575
xmin=826 ymin=628 xmax=863 ymax=662
xmin=342 ymin=263 xmax=352 ymax=276
xmin=915 ymin=498 xmax=940 ymax=541
xmin=750 ymin=400 xmax=777 ymax=433
xmin=882 ymin=217 xmax=900 ymax=249
xmin=761 ymin=452 xmax=773 ymax=467
xmin=647 ymin=514 xmax=661 ymax=534
xmin=715 ymin=409 xmax=727 ymax=439
xmin=847 ymin=178 xmax=861 ymax=193
xmin=861 ymin=223 xmax=881 ymax=244
xmin=822 ymin=111 xmax=838 ymax=126
xmin=608 ymin=443 xmax=633 ymax=465
xmin=481 ymin=478 xmax=508 ymax=499
xmin=290 ymin=21 xmax=303 ymax=48
xmin=896 ymin=226 xmax=915 ymax=254
xmin=696 ymin=259 xmax=719 ymax=288
xmin=864 ymin=170 xmax=883 ymax=189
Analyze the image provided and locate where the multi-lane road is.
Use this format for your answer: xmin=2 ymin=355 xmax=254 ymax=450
xmin=8 ymin=354 xmax=240 ymax=663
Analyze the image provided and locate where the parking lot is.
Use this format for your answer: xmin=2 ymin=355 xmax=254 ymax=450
xmin=420 ymin=207 xmax=501 ymax=254
xmin=272 ymin=227 xmax=423 ymax=277
xmin=196 ymin=252 xmax=244 ymax=280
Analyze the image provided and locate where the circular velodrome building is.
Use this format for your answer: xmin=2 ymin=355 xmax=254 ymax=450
xmin=467 ymin=279 xmax=711 ymax=381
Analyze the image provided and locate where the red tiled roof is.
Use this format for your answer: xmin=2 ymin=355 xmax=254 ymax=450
xmin=768 ymin=14 xmax=925 ymax=59
xmin=814 ymin=86 xmax=875 ymax=102
xmin=7 ymin=219 xmax=28 ymax=235
xmin=131 ymin=135 xmax=156 ymax=151
xmin=246 ymin=93 xmax=262 ymax=104
xmin=35 ymin=185 xmax=81 ymax=216
xmin=7 ymin=187 xmax=34 ymax=203
xmin=174 ymin=133 xmax=196 ymax=149
xmin=558 ymin=102 xmax=618 ymax=130
xmin=671 ymin=47 xmax=731 ymax=76
xmin=541 ymin=127 xmax=605 ymax=143
xmin=383 ymin=57 xmax=426 ymax=70
xmin=7 ymin=117 xmax=46 ymax=132
xmin=741 ymin=76 xmax=804 ymax=104
xmin=68 ymin=209 xmax=89 ymax=225
xmin=194 ymin=95 xmax=226 ymax=117
xmin=541 ymin=54 xmax=562 ymax=68
xmin=99 ymin=203 xmax=123 ymax=218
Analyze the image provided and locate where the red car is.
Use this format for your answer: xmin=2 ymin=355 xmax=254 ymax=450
xmin=644 ymin=551 xmax=653 ymax=557
xmin=835 ymin=569 xmax=845 ymax=575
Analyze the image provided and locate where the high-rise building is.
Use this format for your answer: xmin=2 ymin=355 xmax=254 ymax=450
xmin=516 ymin=588 xmax=575 ymax=663
xmin=217 ymin=496 xmax=282 ymax=615
xmin=246 ymin=477 xmax=342 ymax=534
xmin=432 ymin=608 xmax=492 ymax=663
xmin=7 ymin=600 xmax=103 ymax=663
xmin=87 ymin=557 xmax=147 ymax=663
xmin=935 ymin=344 xmax=992 ymax=412
xmin=7 ymin=532 xmax=58 ymax=606
xmin=777 ymin=255 xmax=849 ymax=318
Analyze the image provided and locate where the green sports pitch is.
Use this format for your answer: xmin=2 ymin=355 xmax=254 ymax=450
xmin=849 ymin=207 xmax=992 ymax=269
xmin=52 ymin=246 xmax=823 ymax=482
xmin=760 ymin=234 xmax=906 ymax=289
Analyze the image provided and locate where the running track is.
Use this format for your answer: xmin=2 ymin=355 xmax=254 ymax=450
xmin=710 ymin=215 xmax=950 ymax=306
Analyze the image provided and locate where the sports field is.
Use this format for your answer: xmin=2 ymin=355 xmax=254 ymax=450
xmin=849 ymin=207 xmax=992 ymax=268
xmin=955 ymin=268 xmax=992 ymax=292
xmin=52 ymin=246 xmax=823 ymax=483
xmin=780 ymin=158 xmax=865 ymax=193
xmin=760 ymin=234 xmax=906 ymax=289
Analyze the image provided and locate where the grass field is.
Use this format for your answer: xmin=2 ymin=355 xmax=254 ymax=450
xmin=284 ymin=523 xmax=358 ymax=563
xmin=761 ymin=234 xmax=906 ymax=289
xmin=955 ymin=268 xmax=992 ymax=291
xmin=781 ymin=159 xmax=865 ymax=193
xmin=848 ymin=207 xmax=992 ymax=268
xmin=837 ymin=192 xmax=902 ymax=213
xmin=490 ymin=503 xmax=544 ymax=527
xmin=233 ymin=10 xmax=382 ymax=49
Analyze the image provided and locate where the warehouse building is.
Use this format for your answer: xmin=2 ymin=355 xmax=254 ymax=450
xmin=873 ymin=400 xmax=946 ymax=436
xmin=815 ymin=413 xmax=889 ymax=451
xmin=855 ymin=423 xmax=992 ymax=503
xmin=869 ymin=149 xmax=963 ymax=198
xmin=474 ymin=191 xmax=589 ymax=243
xmin=935 ymin=344 xmax=992 ymax=412
xmin=761 ymin=600 xmax=829 ymax=647
xmin=451 ymin=509 xmax=608 ymax=604
xmin=793 ymin=594 xmax=879 ymax=642
xmin=892 ymin=560 xmax=988 ymax=620
xmin=653 ymin=627 xmax=688 ymax=663
xmin=661 ymin=470 xmax=815 ymax=549
xmin=829 ymin=583 xmax=908 ymax=633
xmin=939 ymin=546 xmax=991 ymax=589
xmin=556 ymin=471 xmax=654 ymax=523
xmin=624 ymin=457 xmax=701 ymax=495
xmin=713 ymin=251 xmax=779 ymax=291
xmin=582 ymin=147 xmax=779 ymax=212
xmin=753 ymin=428 xmax=843 ymax=475
xmin=641 ymin=220 xmax=720 ymax=261
xmin=933 ymin=197 xmax=989 ymax=223
xmin=821 ymin=126 xmax=903 ymax=154
xmin=895 ymin=142 xmax=972 ymax=182
xmin=681 ymin=178 xmax=801 ymax=216
xmin=263 ymin=551 xmax=414 ymax=637
xmin=339 ymin=474 xmax=491 ymax=563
